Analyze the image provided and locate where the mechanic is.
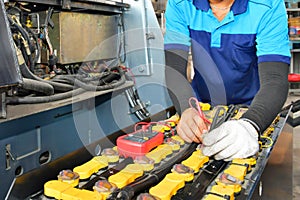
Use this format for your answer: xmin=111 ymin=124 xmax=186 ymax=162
xmin=164 ymin=0 xmax=291 ymax=160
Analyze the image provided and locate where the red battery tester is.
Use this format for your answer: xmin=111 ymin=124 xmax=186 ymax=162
xmin=117 ymin=129 xmax=164 ymax=158
xmin=117 ymin=116 xmax=179 ymax=158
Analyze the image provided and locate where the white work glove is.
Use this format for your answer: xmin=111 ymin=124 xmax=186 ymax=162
xmin=202 ymin=119 xmax=259 ymax=161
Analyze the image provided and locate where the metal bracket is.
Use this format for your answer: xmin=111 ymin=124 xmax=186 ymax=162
xmin=0 ymin=92 xmax=7 ymax=119
xmin=6 ymin=144 xmax=15 ymax=161
xmin=146 ymin=32 xmax=155 ymax=40
xmin=125 ymin=87 xmax=150 ymax=120
xmin=62 ymin=0 xmax=71 ymax=10
xmin=129 ymin=100 xmax=147 ymax=114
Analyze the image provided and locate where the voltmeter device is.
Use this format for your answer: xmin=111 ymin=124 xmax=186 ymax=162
xmin=117 ymin=129 xmax=164 ymax=158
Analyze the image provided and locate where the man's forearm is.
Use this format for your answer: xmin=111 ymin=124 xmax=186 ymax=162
xmin=165 ymin=49 xmax=193 ymax=114
xmin=242 ymin=62 xmax=289 ymax=132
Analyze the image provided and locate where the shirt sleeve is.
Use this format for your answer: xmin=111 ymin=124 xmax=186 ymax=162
xmin=256 ymin=0 xmax=291 ymax=64
xmin=164 ymin=0 xmax=191 ymax=52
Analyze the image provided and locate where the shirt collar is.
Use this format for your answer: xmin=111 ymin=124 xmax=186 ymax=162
xmin=193 ymin=0 xmax=249 ymax=15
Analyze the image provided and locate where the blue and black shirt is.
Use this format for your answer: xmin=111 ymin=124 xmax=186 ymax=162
xmin=164 ymin=0 xmax=290 ymax=105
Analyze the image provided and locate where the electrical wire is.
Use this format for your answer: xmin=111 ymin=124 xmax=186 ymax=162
xmin=117 ymin=14 xmax=126 ymax=64
xmin=6 ymin=88 xmax=85 ymax=104
xmin=133 ymin=121 xmax=174 ymax=135
xmin=19 ymin=62 xmax=74 ymax=92
xmin=51 ymin=67 xmax=127 ymax=91
xmin=22 ymin=25 xmax=40 ymax=65
xmin=21 ymin=78 xmax=54 ymax=95
xmin=8 ymin=13 xmax=75 ymax=93
xmin=124 ymin=87 xmax=150 ymax=120
xmin=9 ymin=62 xmax=128 ymax=104
xmin=8 ymin=15 xmax=35 ymax=71
xmin=188 ymin=97 xmax=211 ymax=124
xmin=259 ymin=136 xmax=273 ymax=148
xmin=4 ymin=6 xmax=139 ymax=109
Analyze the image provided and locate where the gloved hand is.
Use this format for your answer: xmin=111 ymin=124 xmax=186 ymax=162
xmin=202 ymin=119 xmax=259 ymax=161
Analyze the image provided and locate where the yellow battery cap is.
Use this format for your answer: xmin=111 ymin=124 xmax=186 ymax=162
xmin=44 ymin=180 xmax=102 ymax=200
xmin=232 ymin=158 xmax=256 ymax=172
xmin=232 ymin=157 xmax=256 ymax=167
xmin=181 ymin=149 xmax=209 ymax=173
xmin=152 ymin=124 xmax=167 ymax=133
xmin=209 ymin=185 xmax=235 ymax=200
xmin=44 ymin=180 xmax=73 ymax=199
xmin=223 ymin=164 xmax=247 ymax=181
xmin=171 ymin=135 xmax=185 ymax=146
xmin=203 ymin=193 xmax=229 ymax=200
xmin=200 ymin=102 xmax=211 ymax=111
xmin=263 ymin=126 xmax=274 ymax=136
xmin=149 ymin=173 xmax=185 ymax=200
xmin=166 ymin=114 xmax=180 ymax=127
xmin=108 ymin=164 xmax=144 ymax=188
xmin=146 ymin=144 xmax=173 ymax=164
xmin=73 ymin=156 xmax=109 ymax=180
xmin=61 ymin=187 xmax=100 ymax=200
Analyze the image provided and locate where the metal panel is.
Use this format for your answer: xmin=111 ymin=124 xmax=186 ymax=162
xmin=122 ymin=0 xmax=172 ymax=114
xmin=49 ymin=12 xmax=119 ymax=64
xmin=12 ymin=0 xmax=129 ymax=13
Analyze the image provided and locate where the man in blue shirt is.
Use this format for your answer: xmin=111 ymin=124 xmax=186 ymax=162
xmin=164 ymin=0 xmax=290 ymax=160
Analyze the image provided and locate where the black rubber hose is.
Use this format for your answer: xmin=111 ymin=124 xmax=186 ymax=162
xmin=56 ymin=70 xmax=126 ymax=91
xmin=75 ymin=74 xmax=126 ymax=91
xmin=8 ymin=16 xmax=35 ymax=71
xmin=53 ymin=74 xmax=81 ymax=80
xmin=23 ymin=25 xmax=41 ymax=65
xmin=51 ymin=78 xmax=74 ymax=85
xmin=54 ymin=66 xmax=123 ymax=84
xmin=124 ymin=87 xmax=150 ymax=120
xmin=8 ymin=19 xmax=73 ymax=92
xmin=22 ymin=78 xmax=54 ymax=95
xmin=8 ymin=17 xmax=31 ymax=48
xmin=6 ymin=88 xmax=85 ymax=104
xmin=20 ymin=44 xmax=29 ymax=66
xmin=53 ymin=74 xmax=100 ymax=83
xmin=97 ymin=72 xmax=121 ymax=86
xmin=19 ymin=63 xmax=74 ymax=92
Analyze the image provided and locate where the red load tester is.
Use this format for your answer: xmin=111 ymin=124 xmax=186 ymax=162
xmin=117 ymin=129 xmax=164 ymax=158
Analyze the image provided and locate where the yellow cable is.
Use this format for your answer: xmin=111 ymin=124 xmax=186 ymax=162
xmin=260 ymin=136 xmax=273 ymax=148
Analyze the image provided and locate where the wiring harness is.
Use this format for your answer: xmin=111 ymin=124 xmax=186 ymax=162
xmin=1 ymin=3 xmax=150 ymax=121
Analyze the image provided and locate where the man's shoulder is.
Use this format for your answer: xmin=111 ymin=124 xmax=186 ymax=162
xmin=169 ymin=0 xmax=191 ymax=5
xmin=249 ymin=0 xmax=282 ymax=8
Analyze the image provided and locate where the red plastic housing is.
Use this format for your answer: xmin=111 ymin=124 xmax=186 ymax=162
xmin=288 ymin=73 xmax=300 ymax=82
xmin=117 ymin=130 xmax=164 ymax=158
